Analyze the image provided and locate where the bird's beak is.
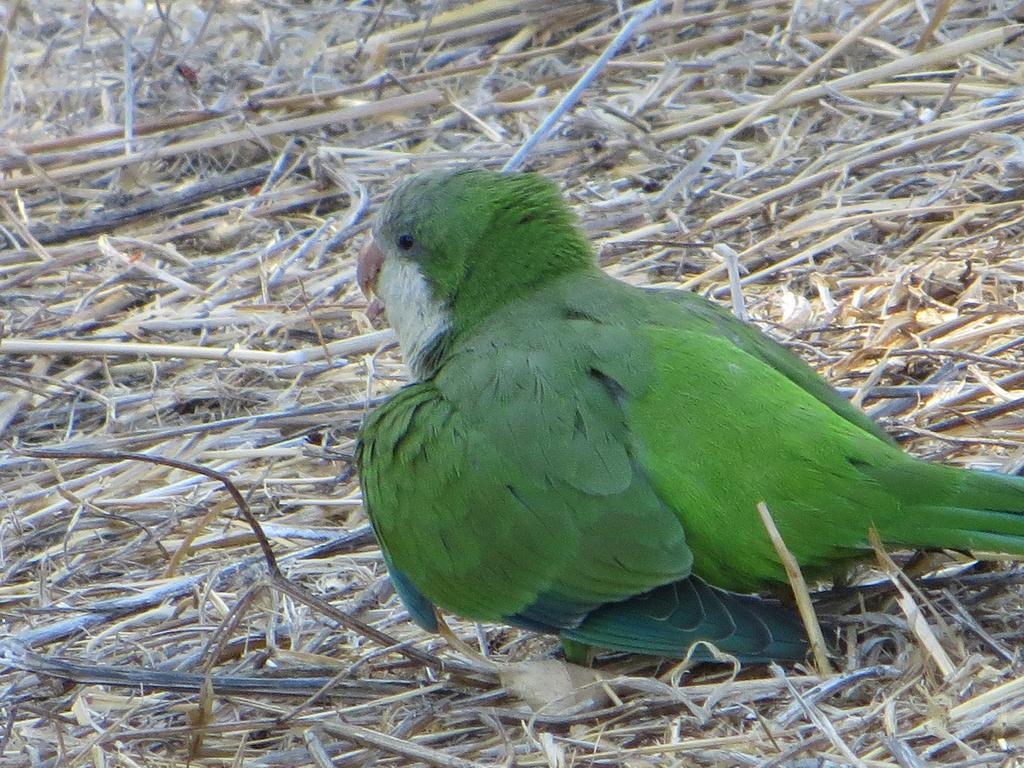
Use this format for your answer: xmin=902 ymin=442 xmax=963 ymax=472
xmin=357 ymin=239 xmax=385 ymax=320
xmin=357 ymin=239 xmax=384 ymax=299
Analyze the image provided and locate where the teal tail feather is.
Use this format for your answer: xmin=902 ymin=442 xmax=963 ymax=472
xmin=560 ymin=577 xmax=808 ymax=663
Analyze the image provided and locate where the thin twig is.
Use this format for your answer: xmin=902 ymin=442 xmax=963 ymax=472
xmin=502 ymin=0 xmax=662 ymax=172
xmin=757 ymin=502 xmax=832 ymax=675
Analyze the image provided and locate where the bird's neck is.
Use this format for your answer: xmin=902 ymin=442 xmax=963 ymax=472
xmin=448 ymin=232 xmax=596 ymax=344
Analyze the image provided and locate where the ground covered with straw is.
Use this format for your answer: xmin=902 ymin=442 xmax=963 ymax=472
xmin=2 ymin=1 xmax=1024 ymax=765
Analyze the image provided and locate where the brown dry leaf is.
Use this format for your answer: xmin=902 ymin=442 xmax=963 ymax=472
xmin=499 ymin=659 xmax=610 ymax=714
xmin=915 ymin=306 xmax=957 ymax=327
xmin=774 ymin=286 xmax=815 ymax=329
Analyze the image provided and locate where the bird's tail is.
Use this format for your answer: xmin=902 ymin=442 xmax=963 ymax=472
xmin=864 ymin=459 xmax=1024 ymax=555
xmin=561 ymin=577 xmax=807 ymax=663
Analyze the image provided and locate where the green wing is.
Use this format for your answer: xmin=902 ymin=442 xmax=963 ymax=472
xmin=624 ymin=321 xmax=896 ymax=592
xmin=647 ymin=287 xmax=896 ymax=445
xmin=628 ymin=304 xmax=1024 ymax=592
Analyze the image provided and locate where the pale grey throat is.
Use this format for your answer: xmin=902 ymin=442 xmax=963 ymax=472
xmin=375 ymin=258 xmax=452 ymax=381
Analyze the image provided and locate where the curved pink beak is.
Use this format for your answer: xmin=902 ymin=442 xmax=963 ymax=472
xmin=357 ymin=240 xmax=385 ymax=320
xmin=357 ymin=239 xmax=384 ymax=299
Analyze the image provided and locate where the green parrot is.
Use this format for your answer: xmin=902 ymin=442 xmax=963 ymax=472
xmin=355 ymin=168 xmax=1024 ymax=663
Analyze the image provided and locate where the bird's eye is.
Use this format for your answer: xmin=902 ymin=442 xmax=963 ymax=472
xmin=397 ymin=233 xmax=415 ymax=251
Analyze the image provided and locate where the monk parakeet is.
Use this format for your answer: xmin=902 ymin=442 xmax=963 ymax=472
xmin=355 ymin=168 xmax=1024 ymax=662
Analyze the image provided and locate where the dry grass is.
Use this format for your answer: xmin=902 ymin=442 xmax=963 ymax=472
xmin=2 ymin=0 xmax=1024 ymax=765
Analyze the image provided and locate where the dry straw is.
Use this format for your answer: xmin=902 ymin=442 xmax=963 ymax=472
xmin=2 ymin=1 xmax=1024 ymax=766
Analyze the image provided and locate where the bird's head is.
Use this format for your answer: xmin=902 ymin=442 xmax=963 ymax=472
xmin=358 ymin=168 xmax=594 ymax=379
